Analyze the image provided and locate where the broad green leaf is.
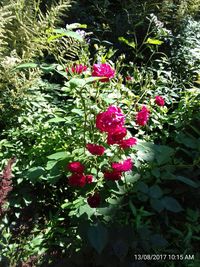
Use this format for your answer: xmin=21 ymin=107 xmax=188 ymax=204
xmin=146 ymin=38 xmax=163 ymax=45
xmin=162 ymin=196 xmax=183 ymax=213
xmin=118 ymin=36 xmax=136 ymax=48
xmin=15 ymin=63 xmax=38 ymax=69
xmin=51 ymin=29 xmax=84 ymax=41
xmin=26 ymin=167 xmax=45 ymax=183
xmin=87 ymin=223 xmax=108 ymax=254
xmin=136 ymin=181 xmax=149 ymax=193
xmin=48 ymin=117 xmax=66 ymax=123
xmin=47 ymin=151 xmax=69 ymax=160
xmin=150 ymin=198 xmax=164 ymax=212
xmin=148 ymin=185 xmax=163 ymax=199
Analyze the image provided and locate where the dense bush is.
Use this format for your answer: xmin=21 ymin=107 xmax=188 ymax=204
xmin=0 ymin=1 xmax=200 ymax=266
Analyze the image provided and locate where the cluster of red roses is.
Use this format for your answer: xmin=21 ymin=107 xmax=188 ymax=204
xmin=66 ymin=63 xmax=115 ymax=82
xmin=67 ymin=105 xmax=138 ymax=208
xmin=66 ymin=63 xmax=165 ymax=207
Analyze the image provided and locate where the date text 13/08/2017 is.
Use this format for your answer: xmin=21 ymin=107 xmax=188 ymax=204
xmin=134 ymin=254 xmax=195 ymax=261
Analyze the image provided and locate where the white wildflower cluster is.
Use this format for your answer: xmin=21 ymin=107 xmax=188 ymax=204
xmin=149 ymin=13 xmax=172 ymax=37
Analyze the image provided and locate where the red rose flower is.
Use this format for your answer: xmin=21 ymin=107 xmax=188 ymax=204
xmin=68 ymin=173 xmax=86 ymax=187
xmin=67 ymin=161 xmax=85 ymax=173
xmin=86 ymin=143 xmax=105 ymax=156
xmin=104 ymin=170 xmax=122 ymax=181
xmin=107 ymin=127 xmax=127 ymax=145
xmin=119 ymin=137 xmax=137 ymax=149
xmin=85 ymin=175 xmax=93 ymax=184
xmin=87 ymin=192 xmax=101 ymax=208
xmin=96 ymin=106 xmax=125 ymax=133
xmin=136 ymin=106 xmax=150 ymax=126
xmin=111 ymin=158 xmax=133 ymax=172
xmin=92 ymin=63 xmax=115 ymax=82
xmin=66 ymin=64 xmax=87 ymax=74
xmin=155 ymin=96 xmax=165 ymax=106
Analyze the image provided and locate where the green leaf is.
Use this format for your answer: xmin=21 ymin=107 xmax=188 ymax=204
xmin=66 ymin=23 xmax=87 ymax=30
xmin=26 ymin=167 xmax=45 ymax=183
xmin=87 ymin=223 xmax=108 ymax=254
xmin=47 ymin=151 xmax=69 ymax=160
xmin=148 ymin=185 xmax=163 ymax=199
xmin=150 ymin=198 xmax=164 ymax=212
xmin=175 ymin=176 xmax=199 ymax=188
xmin=136 ymin=182 xmax=149 ymax=193
xmin=49 ymin=29 xmax=84 ymax=42
xmin=66 ymin=77 xmax=101 ymax=89
xmin=15 ymin=63 xmax=38 ymax=69
xmin=118 ymin=36 xmax=136 ymax=48
xmin=145 ymin=38 xmax=163 ymax=45
xmin=162 ymin=196 xmax=183 ymax=212
xmin=47 ymin=117 xmax=66 ymax=123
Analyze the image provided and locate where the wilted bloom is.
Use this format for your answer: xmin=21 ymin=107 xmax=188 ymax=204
xmin=126 ymin=76 xmax=133 ymax=81
xmin=85 ymin=175 xmax=93 ymax=184
xmin=119 ymin=137 xmax=137 ymax=149
xmin=92 ymin=63 xmax=115 ymax=82
xmin=136 ymin=106 xmax=150 ymax=126
xmin=104 ymin=170 xmax=122 ymax=181
xmin=96 ymin=106 xmax=125 ymax=133
xmin=87 ymin=192 xmax=101 ymax=208
xmin=86 ymin=143 xmax=105 ymax=156
xmin=66 ymin=64 xmax=87 ymax=74
xmin=68 ymin=173 xmax=86 ymax=187
xmin=111 ymin=158 xmax=133 ymax=172
xmin=107 ymin=127 xmax=127 ymax=145
xmin=67 ymin=161 xmax=85 ymax=173
xmin=155 ymin=96 xmax=165 ymax=106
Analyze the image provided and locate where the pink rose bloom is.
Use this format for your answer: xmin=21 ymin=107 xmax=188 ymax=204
xmin=119 ymin=137 xmax=137 ymax=149
xmin=87 ymin=192 xmax=101 ymax=208
xmin=107 ymin=127 xmax=127 ymax=145
xmin=104 ymin=170 xmax=122 ymax=181
xmin=67 ymin=161 xmax=85 ymax=173
xmin=66 ymin=64 xmax=87 ymax=74
xmin=96 ymin=106 xmax=125 ymax=133
xmin=86 ymin=143 xmax=105 ymax=156
xmin=136 ymin=106 xmax=150 ymax=126
xmin=155 ymin=96 xmax=165 ymax=106
xmin=92 ymin=63 xmax=115 ymax=82
xmin=111 ymin=158 xmax=133 ymax=172
xmin=68 ymin=173 xmax=86 ymax=187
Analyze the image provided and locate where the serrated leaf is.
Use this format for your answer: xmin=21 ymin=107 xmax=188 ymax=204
xmin=87 ymin=223 xmax=108 ymax=254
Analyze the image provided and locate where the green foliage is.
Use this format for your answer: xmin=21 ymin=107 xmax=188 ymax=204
xmin=0 ymin=1 xmax=200 ymax=266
